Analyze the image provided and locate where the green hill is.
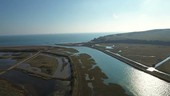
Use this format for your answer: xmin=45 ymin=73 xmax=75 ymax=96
xmin=91 ymin=29 xmax=170 ymax=45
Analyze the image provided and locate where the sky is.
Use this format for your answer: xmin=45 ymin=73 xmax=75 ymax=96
xmin=0 ymin=0 xmax=170 ymax=35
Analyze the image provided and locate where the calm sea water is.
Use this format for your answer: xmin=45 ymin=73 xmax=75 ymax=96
xmin=0 ymin=33 xmax=113 ymax=46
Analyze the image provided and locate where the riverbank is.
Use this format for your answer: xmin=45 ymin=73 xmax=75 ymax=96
xmin=57 ymin=43 xmax=170 ymax=82
xmin=87 ymin=45 xmax=170 ymax=82
xmin=70 ymin=53 xmax=129 ymax=96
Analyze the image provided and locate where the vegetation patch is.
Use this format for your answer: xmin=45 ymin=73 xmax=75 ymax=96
xmin=26 ymin=54 xmax=58 ymax=75
xmin=49 ymin=47 xmax=78 ymax=55
xmin=0 ymin=52 xmax=31 ymax=61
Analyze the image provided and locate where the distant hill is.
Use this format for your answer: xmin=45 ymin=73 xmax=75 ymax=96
xmin=90 ymin=29 xmax=170 ymax=45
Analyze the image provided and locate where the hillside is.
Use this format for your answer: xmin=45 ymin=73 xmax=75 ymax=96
xmin=91 ymin=29 xmax=170 ymax=45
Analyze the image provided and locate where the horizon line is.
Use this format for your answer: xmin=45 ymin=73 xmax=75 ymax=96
xmin=0 ymin=28 xmax=170 ymax=36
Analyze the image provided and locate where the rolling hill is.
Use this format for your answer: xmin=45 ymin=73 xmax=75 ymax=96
xmin=91 ymin=29 xmax=170 ymax=45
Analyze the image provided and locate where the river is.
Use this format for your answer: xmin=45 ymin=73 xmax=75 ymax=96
xmin=1 ymin=33 xmax=169 ymax=96
xmin=69 ymin=46 xmax=170 ymax=96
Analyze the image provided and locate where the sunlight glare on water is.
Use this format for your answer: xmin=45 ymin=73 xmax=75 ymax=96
xmin=71 ymin=46 xmax=170 ymax=96
xmin=129 ymin=69 xmax=170 ymax=96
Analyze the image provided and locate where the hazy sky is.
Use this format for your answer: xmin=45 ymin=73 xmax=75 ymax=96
xmin=0 ymin=0 xmax=170 ymax=35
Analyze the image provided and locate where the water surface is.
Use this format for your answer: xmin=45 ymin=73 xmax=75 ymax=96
xmin=0 ymin=33 xmax=114 ymax=46
xmin=71 ymin=46 xmax=170 ymax=96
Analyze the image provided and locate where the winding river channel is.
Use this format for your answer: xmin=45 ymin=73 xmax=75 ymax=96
xmin=69 ymin=46 xmax=170 ymax=96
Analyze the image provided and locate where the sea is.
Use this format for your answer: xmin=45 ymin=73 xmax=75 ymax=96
xmin=0 ymin=33 xmax=114 ymax=46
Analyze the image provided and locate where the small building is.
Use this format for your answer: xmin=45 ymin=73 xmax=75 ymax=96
xmin=105 ymin=45 xmax=115 ymax=49
xmin=105 ymin=46 xmax=113 ymax=49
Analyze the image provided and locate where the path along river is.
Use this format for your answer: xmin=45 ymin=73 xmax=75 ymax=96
xmin=69 ymin=46 xmax=170 ymax=96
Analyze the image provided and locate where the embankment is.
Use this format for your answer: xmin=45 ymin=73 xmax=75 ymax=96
xmin=87 ymin=46 xmax=170 ymax=83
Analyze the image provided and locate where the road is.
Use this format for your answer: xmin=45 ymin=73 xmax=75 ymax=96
xmin=105 ymin=50 xmax=170 ymax=78
xmin=155 ymin=56 xmax=170 ymax=68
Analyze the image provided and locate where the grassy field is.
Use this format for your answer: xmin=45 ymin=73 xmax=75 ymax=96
xmin=48 ymin=46 xmax=78 ymax=55
xmin=26 ymin=54 xmax=58 ymax=75
xmin=92 ymin=29 xmax=170 ymax=42
xmin=94 ymin=43 xmax=170 ymax=67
